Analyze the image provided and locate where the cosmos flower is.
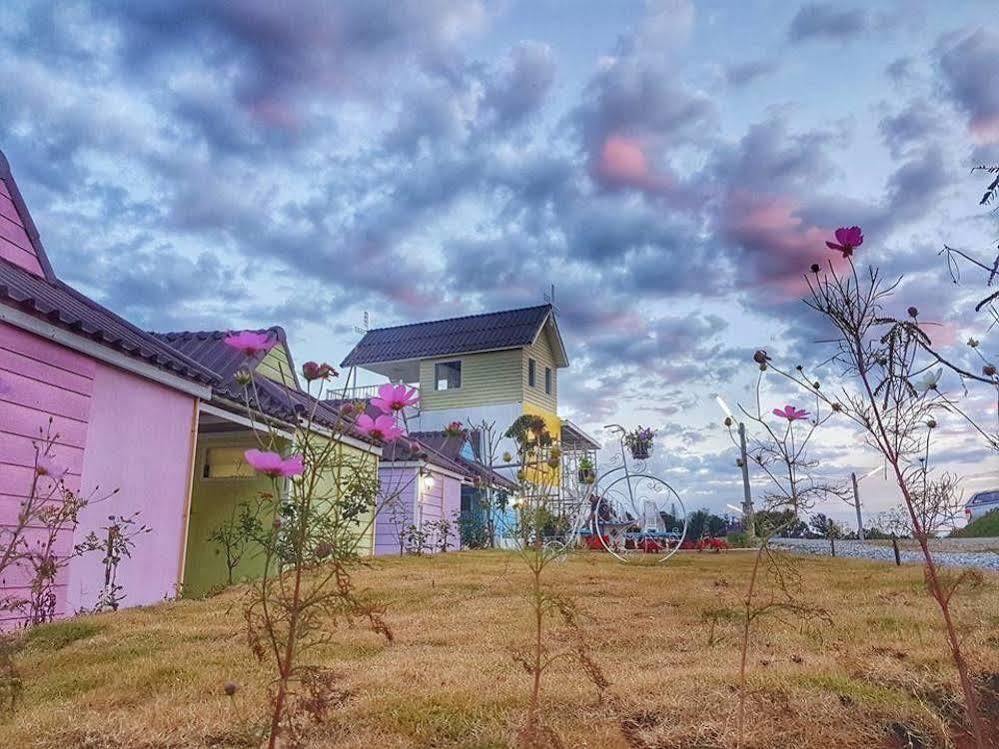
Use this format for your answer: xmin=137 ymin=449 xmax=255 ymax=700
xmin=224 ymin=331 xmax=276 ymax=356
xmin=915 ymin=368 xmax=942 ymax=392
xmin=302 ymin=361 xmax=337 ymax=381
xmin=356 ymin=413 xmax=406 ymax=442
xmin=370 ymin=383 xmax=420 ymax=413
xmin=772 ymin=405 xmax=810 ymax=422
xmin=825 ymin=226 xmax=863 ymax=258
xmin=244 ymin=449 xmax=305 ymax=478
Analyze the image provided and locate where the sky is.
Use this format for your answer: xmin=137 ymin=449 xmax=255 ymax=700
xmin=1 ymin=0 xmax=998 ymax=528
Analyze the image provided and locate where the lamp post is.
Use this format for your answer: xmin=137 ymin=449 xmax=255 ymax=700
xmin=717 ymin=397 xmax=756 ymax=539
xmin=851 ymin=465 xmax=881 ymax=541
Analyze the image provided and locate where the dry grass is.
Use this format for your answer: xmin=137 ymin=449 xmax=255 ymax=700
xmin=2 ymin=550 xmax=998 ymax=748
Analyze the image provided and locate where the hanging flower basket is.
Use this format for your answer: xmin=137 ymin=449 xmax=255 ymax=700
xmin=624 ymin=426 xmax=655 ymax=460
xmin=578 ymin=457 xmax=596 ymax=484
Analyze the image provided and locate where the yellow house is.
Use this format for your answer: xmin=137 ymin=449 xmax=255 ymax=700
xmin=155 ymin=327 xmax=381 ymax=596
xmin=340 ymin=304 xmax=569 ymax=479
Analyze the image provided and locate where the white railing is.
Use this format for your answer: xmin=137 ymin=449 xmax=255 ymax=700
xmin=325 ymin=383 xmax=420 ymax=402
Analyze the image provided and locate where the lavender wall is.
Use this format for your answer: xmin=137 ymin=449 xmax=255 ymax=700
xmin=374 ymin=466 xmax=415 ymax=556
xmin=67 ymin=361 xmax=197 ymax=612
xmin=374 ymin=464 xmax=462 ymax=555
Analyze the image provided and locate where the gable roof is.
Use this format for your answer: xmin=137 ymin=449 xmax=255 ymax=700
xmin=341 ymin=303 xmax=568 ymax=369
xmin=154 ymin=328 xmax=377 ymax=446
xmin=408 ymin=430 xmax=518 ymax=492
xmin=152 ymin=327 xmax=296 ymax=390
xmin=0 ymin=150 xmax=55 ymax=280
xmin=0 ymin=150 xmax=217 ymax=392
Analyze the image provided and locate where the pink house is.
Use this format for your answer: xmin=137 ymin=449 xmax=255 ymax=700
xmin=0 ymin=150 xmax=216 ymax=624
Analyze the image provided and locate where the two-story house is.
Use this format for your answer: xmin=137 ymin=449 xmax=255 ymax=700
xmin=340 ymin=304 xmax=570 ymax=463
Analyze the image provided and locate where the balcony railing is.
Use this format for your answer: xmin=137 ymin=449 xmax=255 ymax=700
xmin=325 ymin=383 xmax=421 ymax=402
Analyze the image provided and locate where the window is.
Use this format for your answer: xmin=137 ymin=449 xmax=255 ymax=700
xmin=203 ymin=447 xmax=256 ymax=479
xmin=545 ymin=367 xmax=552 ymax=395
xmin=435 ymin=360 xmax=462 ymax=390
xmin=528 ymin=358 xmax=536 ymax=387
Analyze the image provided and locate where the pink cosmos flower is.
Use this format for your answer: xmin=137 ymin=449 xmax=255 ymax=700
xmin=302 ymin=361 xmax=337 ymax=381
xmin=772 ymin=405 xmax=810 ymax=422
xmin=224 ymin=331 xmax=276 ymax=357
xmin=35 ymin=454 xmax=66 ymax=480
xmin=370 ymin=383 xmax=420 ymax=414
xmin=244 ymin=449 xmax=305 ymax=478
xmin=826 ymin=226 xmax=863 ymax=258
xmin=356 ymin=413 xmax=406 ymax=442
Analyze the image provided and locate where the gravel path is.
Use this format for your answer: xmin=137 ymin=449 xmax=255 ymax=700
xmin=770 ymin=537 xmax=999 ymax=572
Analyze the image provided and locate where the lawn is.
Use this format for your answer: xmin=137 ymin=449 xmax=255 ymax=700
xmin=3 ymin=550 xmax=998 ymax=748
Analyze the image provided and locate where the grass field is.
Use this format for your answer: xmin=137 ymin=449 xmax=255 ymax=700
xmin=2 ymin=550 xmax=998 ymax=748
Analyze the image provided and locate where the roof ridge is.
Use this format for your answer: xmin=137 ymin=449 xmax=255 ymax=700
xmin=362 ymin=303 xmax=551 ymax=334
xmin=154 ymin=325 xmax=284 ymax=341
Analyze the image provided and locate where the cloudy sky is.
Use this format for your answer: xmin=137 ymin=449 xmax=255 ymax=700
xmin=2 ymin=0 xmax=997 ymax=526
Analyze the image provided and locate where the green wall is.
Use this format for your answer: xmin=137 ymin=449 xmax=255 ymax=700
xmin=183 ymin=434 xmax=282 ymax=597
xmin=419 ymin=348 xmax=524 ymax=411
xmin=183 ymin=432 xmax=379 ymax=597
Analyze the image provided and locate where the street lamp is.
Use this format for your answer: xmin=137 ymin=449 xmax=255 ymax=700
xmin=850 ymin=465 xmax=881 ymax=541
xmin=717 ymin=396 xmax=756 ymax=539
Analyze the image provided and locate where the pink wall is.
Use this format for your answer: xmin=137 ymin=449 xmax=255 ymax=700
xmin=67 ymin=361 xmax=196 ymax=612
xmin=1 ymin=322 xmax=198 ymax=623
xmin=0 ymin=177 xmax=45 ymax=277
xmin=1 ymin=323 xmax=95 ymax=624
xmin=374 ymin=465 xmax=462 ymax=556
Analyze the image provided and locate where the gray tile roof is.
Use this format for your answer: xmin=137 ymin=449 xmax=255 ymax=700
xmin=341 ymin=304 xmax=558 ymax=367
xmin=153 ymin=328 xmax=378 ymax=442
xmin=0 ymin=249 xmax=218 ymax=386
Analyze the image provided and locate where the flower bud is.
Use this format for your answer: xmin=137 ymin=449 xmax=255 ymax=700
xmin=812 ymin=381 xmax=820 ymax=389
xmin=984 ymin=365 xmax=997 ymax=377
xmin=234 ymin=369 xmax=252 ymax=386
xmin=926 ymin=419 xmax=937 ymax=429
xmin=968 ymin=337 xmax=980 ymax=348
xmin=723 ymin=416 xmax=733 ymax=427
xmin=832 ymin=403 xmax=842 ymax=412
xmin=315 ymin=541 xmax=333 ymax=559
xmin=810 ymin=263 xmax=820 ymax=274
xmin=907 ymin=306 xmax=918 ymax=318
xmin=753 ymin=350 xmax=769 ymax=364
xmin=502 ymin=452 xmax=513 ymax=463
xmin=224 ymin=681 xmax=238 ymax=697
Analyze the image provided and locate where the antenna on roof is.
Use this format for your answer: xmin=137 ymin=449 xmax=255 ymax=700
xmin=543 ymin=284 xmax=560 ymax=313
xmin=353 ymin=310 xmax=370 ymax=335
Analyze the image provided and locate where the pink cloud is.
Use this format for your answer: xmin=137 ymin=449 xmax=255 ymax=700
xmin=970 ymin=115 xmax=999 ymax=145
xmin=720 ymin=190 xmax=840 ymax=297
xmin=594 ymin=134 xmax=672 ymax=192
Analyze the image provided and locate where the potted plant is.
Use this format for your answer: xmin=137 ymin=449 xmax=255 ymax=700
xmin=578 ymin=456 xmax=596 ymax=484
xmin=624 ymin=426 xmax=655 ymax=460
